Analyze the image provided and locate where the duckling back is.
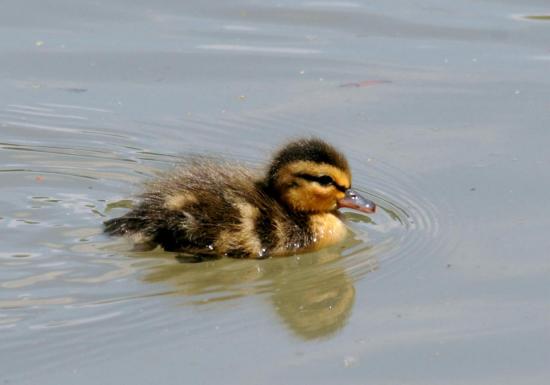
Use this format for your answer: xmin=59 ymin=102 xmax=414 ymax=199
xmin=104 ymin=157 xmax=316 ymax=258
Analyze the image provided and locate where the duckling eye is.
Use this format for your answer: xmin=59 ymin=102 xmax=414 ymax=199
xmin=318 ymin=175 xmax=334 ymax=186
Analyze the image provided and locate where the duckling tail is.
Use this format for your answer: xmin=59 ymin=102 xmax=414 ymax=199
xmin=104 ymin=216 xmax=144 ymax=235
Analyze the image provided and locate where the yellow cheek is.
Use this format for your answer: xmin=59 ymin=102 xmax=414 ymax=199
xmin=283 ymin=188 xmax=311 ymax=211
xmin=311 ymin=192 xmax=337 ymax=211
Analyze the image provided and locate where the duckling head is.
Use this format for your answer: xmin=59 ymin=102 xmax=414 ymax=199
xmin=267 ymin=138 xmax=376 ymax=214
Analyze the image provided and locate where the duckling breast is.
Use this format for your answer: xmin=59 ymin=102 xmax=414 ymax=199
xmin=307 ymin=213 xmax=348 ymax=251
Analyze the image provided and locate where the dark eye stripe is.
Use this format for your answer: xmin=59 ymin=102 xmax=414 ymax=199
xmin=295 ymin=173 xmax=329 ymax=184
xmin=294 ymin=173 xmax=347 ymax=192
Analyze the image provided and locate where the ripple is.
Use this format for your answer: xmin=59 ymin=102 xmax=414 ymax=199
xmin=344 ymin=159 xmax=450 ymax=282
xmin=148 ymin=111 xmax=452 ymax=284
xmin=0 ymin=103 xmax=451 ymax=343
xmin=1 ymin=271 xmax=69 ymax=289
xmin=197 ymin=44 xmax=321 ymax=55
xmin=0 ymin=297 xmax=75 ymax=309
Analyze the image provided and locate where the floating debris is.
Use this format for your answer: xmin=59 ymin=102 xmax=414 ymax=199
xmin=340 ymin=80 xmax=391 ymax=88
xmin=343 ymin=355 xmax=358 ymax=368
xmin=524 ymin=15 xmax=550 ymax=21
xmin=61 ymin=88 xmax=88 ymax=93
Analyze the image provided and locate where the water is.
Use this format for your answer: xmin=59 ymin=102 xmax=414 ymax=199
xmin=1 ymin=1 xmax=550 ymax=384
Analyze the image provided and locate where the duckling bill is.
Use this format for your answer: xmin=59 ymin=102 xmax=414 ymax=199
xmin=104 ymin=138 xmax=375 ymax=259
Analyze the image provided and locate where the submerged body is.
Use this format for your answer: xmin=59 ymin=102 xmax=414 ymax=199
xmin=105 ymin=139 xmax=375 ymax=258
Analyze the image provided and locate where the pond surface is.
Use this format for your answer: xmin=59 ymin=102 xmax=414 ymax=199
xmin=1 ymin=1 xmax=550 ymax=384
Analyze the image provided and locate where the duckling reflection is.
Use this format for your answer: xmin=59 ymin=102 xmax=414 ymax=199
xmin=271 ymin=260 xmax=356 ymax=340
xmin=139 ymin=235 xmax=377 ymax=340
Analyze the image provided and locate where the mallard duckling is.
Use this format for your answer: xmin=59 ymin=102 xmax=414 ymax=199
xmin=104 ymin=138 xmax=375 ymax=259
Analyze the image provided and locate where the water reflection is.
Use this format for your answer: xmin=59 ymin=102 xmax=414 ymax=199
xmin=140 ymin=237 xmax=375 ymax=340
xmin=271 ymin=260 xmax=356 ymax=340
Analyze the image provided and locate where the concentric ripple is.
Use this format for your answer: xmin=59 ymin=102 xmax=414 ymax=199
xmin=343 ymin=158 xmax=452 ymax=282
xmin=0 ymin=103 xmax=451 ymax=345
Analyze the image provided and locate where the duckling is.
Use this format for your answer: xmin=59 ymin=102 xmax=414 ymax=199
xmin=104 ymin=138 xmax=375 ymax=259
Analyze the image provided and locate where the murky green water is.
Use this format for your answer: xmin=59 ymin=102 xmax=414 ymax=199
xmin=1 ymin=1 xmax=550 ymax=384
